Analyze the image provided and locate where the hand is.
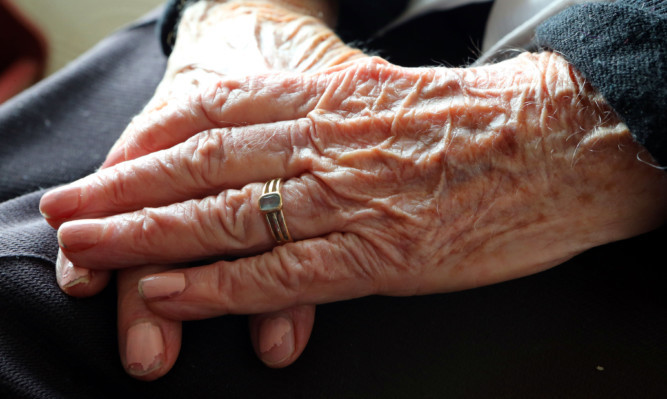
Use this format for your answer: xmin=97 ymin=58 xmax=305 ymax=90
xmin=41 ymin=0 xmax=361 ymax=379
xmin=44 ymin=50 xmax=667 ymax=324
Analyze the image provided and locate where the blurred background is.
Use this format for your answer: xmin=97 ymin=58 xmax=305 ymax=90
xmin=0 ymin=0 xmax=163 ymax=103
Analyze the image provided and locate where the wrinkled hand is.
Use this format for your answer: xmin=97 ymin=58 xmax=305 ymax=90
xmin=44 ymin=49 xmax=667 ymax=328
xmin=41 ymin=0 xmax=362 ymax=379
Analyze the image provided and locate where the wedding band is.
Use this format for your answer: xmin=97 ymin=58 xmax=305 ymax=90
xmin=258 ymin=178 xmax=292 ymax=243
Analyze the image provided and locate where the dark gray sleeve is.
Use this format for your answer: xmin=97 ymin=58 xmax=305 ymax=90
xmin=536 ymin=0 xmax=667 ymax=166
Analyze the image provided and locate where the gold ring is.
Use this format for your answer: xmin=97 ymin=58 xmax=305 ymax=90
xmin=258 ymin=178 xmax=292 ymax=243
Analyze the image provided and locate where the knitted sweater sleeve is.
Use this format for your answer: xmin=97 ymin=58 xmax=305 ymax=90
xmin=536 ymin=0 xmax=667 ymax=166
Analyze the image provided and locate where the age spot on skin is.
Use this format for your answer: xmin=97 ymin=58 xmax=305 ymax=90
xmin=492 ymin=126 xmax=519 ymax=158
xmin=577 ymin=193 xmax=594 ymax=205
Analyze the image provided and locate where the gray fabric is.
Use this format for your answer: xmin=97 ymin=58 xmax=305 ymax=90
xmin=0 ymin=14 xmax=165 ymax=203
xmin=0 ymin=12 xmax=168 ymax=398
xmin=536 ymin=0 xmax=667 ymax=166
xmin=0 ymin=191 xmax=57 ymax=263
xmin=0 ymin=11 xmax=165 ymax=262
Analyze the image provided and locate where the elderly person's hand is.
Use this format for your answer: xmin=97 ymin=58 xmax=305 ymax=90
xmin=42 ymin=1 xmax=667 ymax=381
xmin=45 ymin=48 xmax=667 ymax=307
xmin=41 ymin=0 xmax=360 ymax=380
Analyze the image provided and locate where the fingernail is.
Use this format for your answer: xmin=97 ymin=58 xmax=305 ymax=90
xmin=125 ymin=322 xmax=164 ymax=376
xmin=58 ymin=220 xmax=105 ymax=252
xmin=259 ymin=316 xmax=295 ymax=366
xmin=139 ymin=273 xmax=186 ymax=300
xmin=56 ymin=251 xmax=89 ymax=288
xmin=40 ymin=185 xmax=81 ymax=220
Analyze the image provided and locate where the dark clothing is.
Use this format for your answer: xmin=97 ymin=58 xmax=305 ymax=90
xmin=1 ymin=3 xmax=666 ymax=398
xmin=537 ymin=0 xmax=667 ymax=166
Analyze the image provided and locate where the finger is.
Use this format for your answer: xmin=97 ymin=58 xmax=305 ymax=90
xmin=102 ymin=72 xmax=326 ymax=168
xmin=42 ymin=57 xmax=404 ymax=225
xmin=58 ymin=175 xmax=351 ymax=269
xmin=117 ymin=265 xmax=182 ymax=381
xmin=40 ymin=118 xmax=319 ymax=224
xmin=55 ymin=249 xmax=111 ymax=297
xmin=249 ymin=305 xmax=315 ymax=368
xmin=138 ymin=233 xmax=383 ymax=320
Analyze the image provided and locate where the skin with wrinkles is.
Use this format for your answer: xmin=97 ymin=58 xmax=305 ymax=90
xmin=51 ymin=52 xmax=666 ymax=305
xmin=40 ymin=0 xmax=667 ymax=380
xmin=100 ymin=1 xmax=364 ymax=169
xmin=44 ymin=0 xmax=353 ymax=380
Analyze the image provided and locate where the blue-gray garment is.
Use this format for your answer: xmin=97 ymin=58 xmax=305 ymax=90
xmin=537 ymin=0 xmax=667 ymax=165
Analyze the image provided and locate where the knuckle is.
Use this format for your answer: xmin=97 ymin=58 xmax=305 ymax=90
xmin=270 ymin=246 xmax=315 ymax=299
xmin=199 ymin=79 xmax=239 ymax=126
xmin=363 ymin=56 xmax=391 ymax=69
xmin=181 ymin=200 xmax=220 ymax=253
xmin=353 ymin=56 xmax=394 ymax=81
xmin=298 ymin=117 xmax=326 ymax=160
xmin=124 ymin=113 xmax=168 ymax=158
xmin=213 ymin=265 xmax=238 ymax=314
xmin=270 ymin=236 xmax=377 ymax=300
xmin=282 ymin=119 xmax=321 ymax=172
xmin=312 ymin=57 xmax=400 ymax=121
xmin=129 ymin=208 xmax=166 ymax=250
xmin=215 ymin=257 xmax=283 ymax=314
xmin=179 ymin=130 xmax=227 ymax=189
xmin=206 ymin=188 xmax=255 ymax=251
xmin=152 ymin=151 xmax=189 ymax=196
xmin=287 ymin=175 xmax=340 ymax=220
xmin=96 ymin=167 xmax=132 ymax=208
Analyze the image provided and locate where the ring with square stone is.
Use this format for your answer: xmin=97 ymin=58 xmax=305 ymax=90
xmin=258 ymin=178 xmax=292 ymax=243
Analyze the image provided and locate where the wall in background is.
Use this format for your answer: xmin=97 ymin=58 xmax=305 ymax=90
xmin=12 ymin=0 xmax=164 ymax=76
